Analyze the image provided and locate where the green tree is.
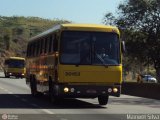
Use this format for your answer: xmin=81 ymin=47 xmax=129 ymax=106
xmin=103 ymin=13 xmax=116 ymax=25
xmin=4 ymin=34 xmax=10 ymax=50
xmin=104 ymin=0 xmax=160 ymax=82
xmin=0 ymin=16 xmax=70 ymax=61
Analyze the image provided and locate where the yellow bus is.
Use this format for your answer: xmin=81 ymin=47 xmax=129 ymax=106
xmin=4 ymin=57 xmax=25 ymax=78
xmin=26 ymin=24 xmax=124 ymax=105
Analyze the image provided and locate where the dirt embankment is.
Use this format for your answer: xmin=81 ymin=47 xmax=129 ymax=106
xmin=122 ymin=82 xmax=160 ymax=100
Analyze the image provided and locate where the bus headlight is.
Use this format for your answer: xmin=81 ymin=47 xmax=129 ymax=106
xmin=64 ymin=87 xmax=69 ymax=93
xmin=113 ymin=88 xmax=118 ymax=93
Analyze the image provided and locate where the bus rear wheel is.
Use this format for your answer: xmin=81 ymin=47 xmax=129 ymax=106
xmin=30 ymin=75 xmax=38 ymax=97
xmin=4 ymin=72 xmax=9 ymax=78
xmin=49 ymin=76 xmax=55 ymax=103
xmin=5 ymin=75 xmax=10 ymax=78
xmin=98 ymin=95 xmax=109 ymax=105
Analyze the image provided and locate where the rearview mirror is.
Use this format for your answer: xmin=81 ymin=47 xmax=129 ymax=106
xmin=121 ymin=41 xmax=126 ymax=53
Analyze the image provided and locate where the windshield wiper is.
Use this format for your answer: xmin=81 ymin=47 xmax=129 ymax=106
xmin=95 ymin=53 xmax=108 ymax=68
xmin=76 ymin=52 xmax=91 ymax=66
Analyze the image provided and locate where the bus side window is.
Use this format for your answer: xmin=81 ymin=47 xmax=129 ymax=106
xmin=38 ymin=39 xmax=41 ymax=56
xmin=44 ymin=37 xmax=48 ymax=54
xmin=47 ymin=37 xmax=50 ymax=54
xmin=53 ymin=34 xmax=58 ymax=52
xmin=36 ymin=40 xmax=40 ymax=56
xmin=4 ymin=60 xmax=9 ymax=65
xmin=29 ymin=43 xmax=32 ymax=57
xmin=48 ymin=35 xmax=52 ymax=53
xmin=30 ymin=43 xmax=33 ymax=57
xmin=28 ymin=44 xmax=31 ymax=57
xmin=34 ymin=41 xmax=37 ymax=56
xmin=34 ymin=42 xmax=37 ymax=57
xmin=40 ymin=39 xmax=45 ymax=54
xmin=39 ymin=39 xmax=42 ymax=55
xmin=31 ymin=43 xmax=33 ymax=57
xmin=40 ymin=39 xmax=42 ymax=54
xmin=27 ymin=44 xmax=30 ymax=57
xmin=51 ymin=34 xmax=55 ymax=53
xmin=42 ymin=39 xmax=45 ymax=54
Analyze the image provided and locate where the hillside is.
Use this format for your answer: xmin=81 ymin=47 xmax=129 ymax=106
xmin=0 ymin=16 xmax=70 ymax=68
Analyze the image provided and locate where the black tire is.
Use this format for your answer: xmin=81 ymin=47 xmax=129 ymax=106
xmin=98 ymin=95 xmax=109 ymax=105
xmin=16 ymin=76 xmax=19 ymax=79
xmin=5 ymin=75 xmax=10 ymax=78
xmin=4 ymin=72 xmax=9 ymax=78
xmin=49 ymin=76 xmax=55 ymax=103
xmin=30 ymin=75 xmax=38 ymax=97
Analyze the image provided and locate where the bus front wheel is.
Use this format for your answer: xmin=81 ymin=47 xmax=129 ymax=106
xmin=48 ymin=76 xmax=60 ymax=103
xmin=98 ymin=95 xmax=109 ymax=105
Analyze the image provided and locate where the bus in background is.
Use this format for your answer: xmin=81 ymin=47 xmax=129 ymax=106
xmin=4 ymin=57 xmax=25 ymax=78
xmin=26 ymin=24 xmax=124 ymax=105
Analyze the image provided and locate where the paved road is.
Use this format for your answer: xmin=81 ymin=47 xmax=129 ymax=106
xmin=0 ymin=72 xmax=160 ymax=120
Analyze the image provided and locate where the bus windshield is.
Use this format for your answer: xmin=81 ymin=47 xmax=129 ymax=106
xmin=5 ymin=59 xmax=25 ymax=68
xmin=60 ymin=31 xmax=120 ymax=65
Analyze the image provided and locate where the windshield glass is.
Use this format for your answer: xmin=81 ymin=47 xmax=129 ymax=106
xmin=5 ymin=59 xmax=25 ymax=68
xmin=60 ymin=31 xmax=120 ymax=65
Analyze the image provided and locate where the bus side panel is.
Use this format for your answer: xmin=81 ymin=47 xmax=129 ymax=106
xmin=26 ymin=54 xmax=56 ymax=93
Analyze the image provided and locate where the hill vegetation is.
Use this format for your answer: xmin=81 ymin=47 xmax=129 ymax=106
xmin=0 ymin=16 xmax=70 ymax=67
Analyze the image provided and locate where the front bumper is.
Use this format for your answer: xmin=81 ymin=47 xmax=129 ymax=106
xmin=53 ymin=84 xmax=121 ymax=98
xmin=6 ymin=72 xmax=25 ymax=77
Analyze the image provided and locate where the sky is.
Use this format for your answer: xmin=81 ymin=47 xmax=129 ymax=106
xmin=0 ymin=0 xmax=123 ymax=24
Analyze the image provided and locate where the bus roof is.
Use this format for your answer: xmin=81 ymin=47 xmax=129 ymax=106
xmin=29 ymin=24 xmax=120 ymax=42
xmin=6 ymin=57 xmax=25 ymax=60
xmin=62 ymin=24 xmax=118 ymax=29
